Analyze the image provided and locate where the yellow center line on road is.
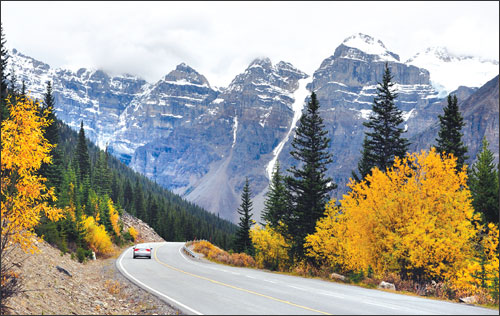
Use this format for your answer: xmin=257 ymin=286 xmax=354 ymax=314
xmin=154 ymin=244 xmax=331 ymax=315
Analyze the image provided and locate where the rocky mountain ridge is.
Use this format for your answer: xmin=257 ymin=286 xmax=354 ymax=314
xmin=9 ymin=33 xmax=499 ymax=222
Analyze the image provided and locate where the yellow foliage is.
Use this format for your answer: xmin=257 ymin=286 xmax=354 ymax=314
xmin=192 ymin=240 xmax=256 ymax=268
xmin=452 ymin=223 xmax=499 ymax=295
xmin=80 ymin=214 xmax=113 ymax=254
xmin=306 ymin=148 xmax=478 ymax=282
xmin=250 ymin=224 xmax=289 ymax=271
xmin=1 ymin=96 xmax=63 ymax=254
xmin=108 ymin=199 xmax=121 ymax=236
xmin=128 ymin=226 xmax=138 ymax=241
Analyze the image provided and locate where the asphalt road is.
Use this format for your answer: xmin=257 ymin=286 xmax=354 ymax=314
xmin=116 ymin=242 xmax=498 ymax=315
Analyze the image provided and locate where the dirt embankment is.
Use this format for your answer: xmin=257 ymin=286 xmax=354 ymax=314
xmin=5 ymin=212 xmax=181 ymax=315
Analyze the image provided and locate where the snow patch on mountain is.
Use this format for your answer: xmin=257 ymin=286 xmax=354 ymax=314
xmin=359 ymin=109 xmax=372 ymax=120
xmin=266 ymin=77 xmax=312 ymax=179
xmin=342 ymin=33 xmax=399 ymax=62
xmin=232 ymin=115 xmax=238 ymax=148
xmin=403 ymin=108 xmax=416 ymax=121
xmin=406 ymin=47 xmax=499 ymax=97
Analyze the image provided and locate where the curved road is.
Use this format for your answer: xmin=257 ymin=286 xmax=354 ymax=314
xmin=117 ymin=242 xmax=498 ymax=315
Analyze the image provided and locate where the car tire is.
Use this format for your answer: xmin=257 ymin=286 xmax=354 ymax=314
xmin=133 ymin=255 xmax=136 ymax=259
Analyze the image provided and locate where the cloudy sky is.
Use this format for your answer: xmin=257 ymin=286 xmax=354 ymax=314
xmin=2 ymin=1 xmax=498 ymax=88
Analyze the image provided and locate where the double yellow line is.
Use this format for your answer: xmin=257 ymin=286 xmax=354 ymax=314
xmin=154 ymin=244 xmax=331 ymax=315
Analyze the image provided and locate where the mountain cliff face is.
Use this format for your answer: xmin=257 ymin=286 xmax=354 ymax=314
xmin=129 ymin=58 xmax=308 ymax=220
xmin=9 ymin=33 xmax=499 ymax=222
xmin=411 ymin=76 xmax=499 ymax=164
xmin=278 ymin=34 xmax=447 ymax=198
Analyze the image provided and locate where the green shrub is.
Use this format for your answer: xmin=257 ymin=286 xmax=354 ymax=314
xmin=76 ymin=247 xmax=87 ymax=263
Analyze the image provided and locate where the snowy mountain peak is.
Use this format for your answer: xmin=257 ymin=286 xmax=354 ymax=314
xmin=407 ymin=46 xmax=499 ymax=64
xmin=407 ymin=46 xmax=459 ymax=63
xmin=276 ymin=60 xmax=301 ymax=73
xmin=248 ymin=57 xmax=272 ymax=68
xmin=425 ymin=46 xmax=454 ymax=62
xmin=175 ymin=62 xmax=195 ymax=72
xmin=10 ymin=48 xmax=51 ymax=73
xmin=406 ymin=46 xmax=499 ymax=97
xmin=163 ymin=63 xmax=210 ymax=88
xmin=343 ymin=33 xmax=387 ymax=50
xmin=341 ymin=33 xmax=399 ymax=62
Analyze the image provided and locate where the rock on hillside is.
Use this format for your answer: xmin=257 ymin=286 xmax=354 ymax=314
xmin=121 ymin=211 xmax=165 ymax=243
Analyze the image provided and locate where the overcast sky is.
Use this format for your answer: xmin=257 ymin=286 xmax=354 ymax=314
xmin=2 ymin=1 xmax=498 ymax=88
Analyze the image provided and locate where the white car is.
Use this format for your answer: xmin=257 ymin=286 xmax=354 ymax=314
xmin=132 ymin=245 xmax=152 ymax=259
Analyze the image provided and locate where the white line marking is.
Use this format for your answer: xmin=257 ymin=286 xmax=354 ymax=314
xmin=316 ymin=290 xmax=346 ymax=299
xmin=246 ymin=275 xmax=256 ymax=279
xmin=118 ymin=245 xmax=203 ymax=315
xmin=287 ymin=284 xmax=308 ymax=291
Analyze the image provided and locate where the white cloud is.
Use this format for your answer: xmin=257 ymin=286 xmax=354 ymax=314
xmin=1 ymin=1 xmax=498 ymax=87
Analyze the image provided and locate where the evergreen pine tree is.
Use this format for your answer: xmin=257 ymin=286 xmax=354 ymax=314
xmin=20 ymin=80 xmax=26 ymax=102
xmin=262 ymin=162 xmax=289 ymax=232
xmin=133 ymin=180 xmax=146 ymax=220
xmin=76 ymin=121 xmax=91 ymax=182
xmin=352 ymin=139 xmax=373 ymax=182
xmin=234 ymin=178 xmax=254 ymax=255
xmin=285 ymin=91 xmax=335 ymax=260
xmin=123 ymin=179 xmax=134 ymax=212
xmin=40 ymin=81 xmax=58 ymax=143
xmin=149 ymin=196 xmax=160 ymax=232
xmin=435 ymin=94 xmax=468 ymax=170
xmin=8 ymin=64 xmax=17 ymax=96
xmin=469 ymin=138 xmax=499 ymax=224
xmin=111 ymin=172 xmax=124 ymax=207
xmin=1 ymin=23 xmax=9 ymax=124
xmin=39 ymin=81 xmax=64 ymax=193
xmin=94 ymin=150 xmax=112 ymax=196
xmin=354 ymin=62 xmax=409 ymax=180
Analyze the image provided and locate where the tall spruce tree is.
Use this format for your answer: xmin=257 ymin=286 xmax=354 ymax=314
xmin=435 ymin=94 xmax=468 ymax=170
xmin=94 ymin=150 xmax=112 ymax=197
xmin=0 ymin=23 xmax=9 ymax=124
xmin=469 ymin=138 xmax=499 ymax=224
xmin=261 ymin=162 xmax=289 ymax=233
xmin=76 ymin=121 xmax=91 ymax=182
xmin=234 ymin=178 xmax=254 ymax=255
xmin=354 ymin=62 xmax=409 ymax=180
xmin=20 ymin=80 xmax=26 ymax=102
xmin=133 ymin=179 xmax=146 ymax=220
xmin=39 ymin=81 xmax=64 ymax=192
xmin=148 ymin=196 xmax=160 ymax=232
xmin=123 ymin=178 xmax=134 ymax=212
xmin=8 ymin=64 xmax=17 ymax=96
xmin=285 ymin=91 xmax=335 ymax=260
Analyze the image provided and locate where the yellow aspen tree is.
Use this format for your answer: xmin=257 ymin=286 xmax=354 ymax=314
xmin=1 ymin=96 xmax=64 ymax=312
xmin=128 ymin=226 xmax=138 ymax=241
xmin=1 ymin=96 xmax=63 ymax=254
xmin=250 ymin=224 xmax=289 ymax=271
xmin=306 ymin=148 xmax=479 ymax=282
xmin=108 ymin=199 xmax=121 ymax=237
xmin=452 ymin=223 xmax=499 ymax=297
xmin=80 ymin=214 xmax=113 ymax=255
